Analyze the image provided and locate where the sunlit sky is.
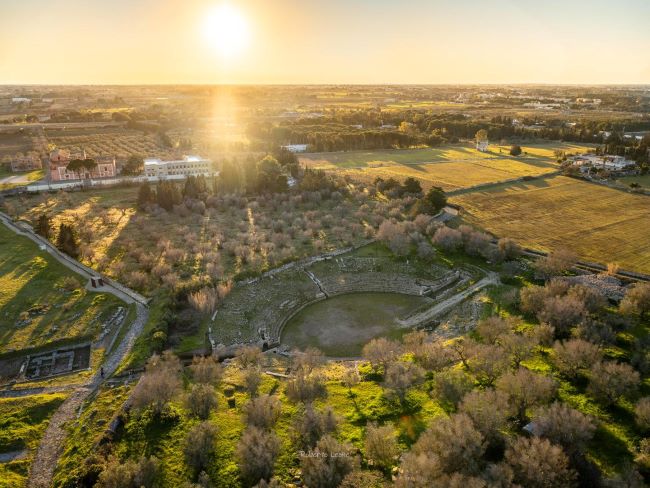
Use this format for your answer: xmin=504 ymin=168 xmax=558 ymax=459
xmin=2 ymin=0 xmax=650 ymax=85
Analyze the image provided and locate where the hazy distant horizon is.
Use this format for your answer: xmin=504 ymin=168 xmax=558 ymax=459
xmin=2 ymin=0 xmax=649 ymax=85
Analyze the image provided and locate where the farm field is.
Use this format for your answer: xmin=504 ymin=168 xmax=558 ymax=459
xmin=302 ymin=142 xmax=593 ymax=191
xmin=452 ymin=175 xmax=650 ymax=274
xmin=0 ymin=224 xmax=123 ymax=354
xmin=0 ymin=392 xmax=68 ymax=488
xmin=300 ymin=142 xmax=592 ymax=170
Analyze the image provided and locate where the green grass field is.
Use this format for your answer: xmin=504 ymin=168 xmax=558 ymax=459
xmin=0 ymin=393 xmax=68 ymax=488
xmin=617 ymin=174 xmax=650 ymax=190
xmin=0 ymin=224 xmax=123 ymax=355
xmin=451 ymin=175 xmax=650 ymax=274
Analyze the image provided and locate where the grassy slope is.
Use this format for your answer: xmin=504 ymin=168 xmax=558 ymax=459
xmin=0 ymin=393 xmax=68 ymax=488
xmin=452 ymin=175 xmax=650 ymax=274
xmin=0 ymin=224 xmax=123 ymax=354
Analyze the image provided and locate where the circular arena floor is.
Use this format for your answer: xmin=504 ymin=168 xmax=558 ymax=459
xmin=281 ymin=292 xmax=433 ymax=356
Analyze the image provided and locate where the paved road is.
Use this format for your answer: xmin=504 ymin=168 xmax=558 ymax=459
xmin=0 ymin=211 xmax=148 ymax=305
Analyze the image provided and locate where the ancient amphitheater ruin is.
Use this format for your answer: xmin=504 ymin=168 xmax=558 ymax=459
xmin=210 ymin=245 xmax=498 ymax=354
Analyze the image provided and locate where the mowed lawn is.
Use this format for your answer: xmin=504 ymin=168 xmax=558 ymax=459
xmin=452 ymin=175 xmax=650 ymax=274
xmin=302 ymin=142 xmax=593 ymax=191
xmin=0 ymin=224 xmax=122 ymax=354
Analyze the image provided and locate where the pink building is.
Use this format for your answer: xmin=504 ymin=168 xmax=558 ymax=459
xmin=49 ymin=149 xmax=116 ymax=182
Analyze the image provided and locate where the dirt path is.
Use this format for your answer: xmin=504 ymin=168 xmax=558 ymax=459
xmin=26 ymin=303 xmax=148 ymax=488
xmin=399 ymin=272 xmax=499 ymax=328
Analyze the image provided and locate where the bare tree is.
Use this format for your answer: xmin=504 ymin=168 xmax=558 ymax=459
xmin=131 ymin=351 xmax=182 ymax=415
xmin=505 ymin=437 xmax=577 ymax=488
xmin=293 ymin=347 xmax=325 ymax=374
xmin=620 ymin=283 xmax=650 ymax=318
xmin=293 ymin=405 xmax=338 ymax=450
xmin=588 ymin=361 xmax=640 ymax=405
xmin=476 ymin=316 xmax=512 ymax=344
xmin=364 ymin=422 xmax=399 ymax=472
xmin=568 ymin=285 xmax=607 ymax=313
xmin=432 ymin=368 xmax=474 ymax=408
xmin=497 ymin=237 xmax=521 ymax=260
xmin=496 ymin=368 xmax=556 ymax=423
xmin=383 ymin=360 xmax=424 ymax=402
xmin=362 ymin=338 xmax=401 ymax=373
xmin=459 ymin=389 xmax=513 ymax=445
xmin=634 ymin=397 xmax=650 ymax=431
xmin=531 ymin=402 xmax=596 ymax=453
xmin=184 ymin=421 xmax=218 ymax=474
xmin=499 ymin=332 xmax=538 ymax=368
xmin=534 ymin=249 xmax=578 ymax=280
xmin=301 ymin=435 xmax=358 ymax=488
xmin=237 ymin=345 xmax=263 ymax=369
xmin=432 ymin=226 xmax=463 ymax=251
xmin=340 ymin=470 xmax=389 ymax=488
xmin=552 ymin=339 xmax=601 ymax=379
xmin=466 ymin=343 xmax=509 ymax=386
xmin=245 ymin=394 xmax=282 ymax=429
xmin=236 ymin=426 xmax=281 ymax=487
xmin=185 ymin=384 xmax=218 ymax=420
xmin=286 ymin=370 xmax=327 ymax=404
xmin=243 ymin=365 xmax=263 ymax=397
xmin=538 ymin=295 xmax=586 ymax=337
xmin=411 ymin=413 xmax=485 ymax=475
xmin=189 ymin=356 xmax=223 ymax=386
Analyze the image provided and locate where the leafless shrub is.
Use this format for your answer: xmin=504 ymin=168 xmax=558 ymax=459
xmin=189 ymin=356 xmax=223 ymax=386
xmin=532 ymin=402 xmax=596 ymax=452
xmin=365 ymin=422 xmax=398 ymax=471
xmin=552 ymin=339 xmax=601 ymax=379
xmin=184 ymin=421 xmax=218 ymax=474
xmin=131 ymin=351 xmax=182 ymax=415
xmin=588 ymin=361 xmax=640 ymax=405
xmin=505 ymin=436 xmax=577 ymax=488
xmin=301 ymin=435 xmax=358 ymax=488
xmin=459 ymin=388 xmax=513 ymax=444
xmin=236 ymin=427 xmax=281 ymax=486
xmin=293 ymin=405 xmax=338 ymax=450
xmin=185 ymin=384 xmax=218 ymax=420
xmin=245 ymin=394 xmax=282 ymax=429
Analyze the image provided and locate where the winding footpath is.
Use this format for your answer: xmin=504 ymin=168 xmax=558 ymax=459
xmin=0 ymin=212 xmax=150 ymax=488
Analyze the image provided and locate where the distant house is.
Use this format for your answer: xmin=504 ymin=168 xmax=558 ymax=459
xmin=282 ymin=144 xmax=308 ymax=153
xmin=49 ymin=149 xmax=116 ymax=181
xmin=144 ymin=155 xmax=213 ymax=178
xmin=568 ymin=154 xmax=637 ymax=176
xmin=11 ymin=97 xmax=31 ymax=104
xmin=11 ymin=154 xmax=42 ymax=172
xmin=476 ymin=140 xmax=489 ymax=152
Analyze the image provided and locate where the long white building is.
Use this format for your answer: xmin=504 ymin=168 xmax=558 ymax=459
xmin=144 ymin=155 xmax=213 ymax=178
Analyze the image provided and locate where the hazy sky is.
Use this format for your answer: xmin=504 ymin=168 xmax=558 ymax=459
xmin=2 ymin=0 xmax=649 ymax=84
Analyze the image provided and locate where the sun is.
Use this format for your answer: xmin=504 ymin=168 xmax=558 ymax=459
xmin=203 ymin=4 xmax=250 ymax=58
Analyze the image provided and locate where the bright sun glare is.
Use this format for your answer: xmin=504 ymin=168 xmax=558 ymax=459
xmin=203 ymin=4 xmax=250 ymax=58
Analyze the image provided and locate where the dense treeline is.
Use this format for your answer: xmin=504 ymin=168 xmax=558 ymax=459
xmin=252 ymin=108 xmax=650 ymax=164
